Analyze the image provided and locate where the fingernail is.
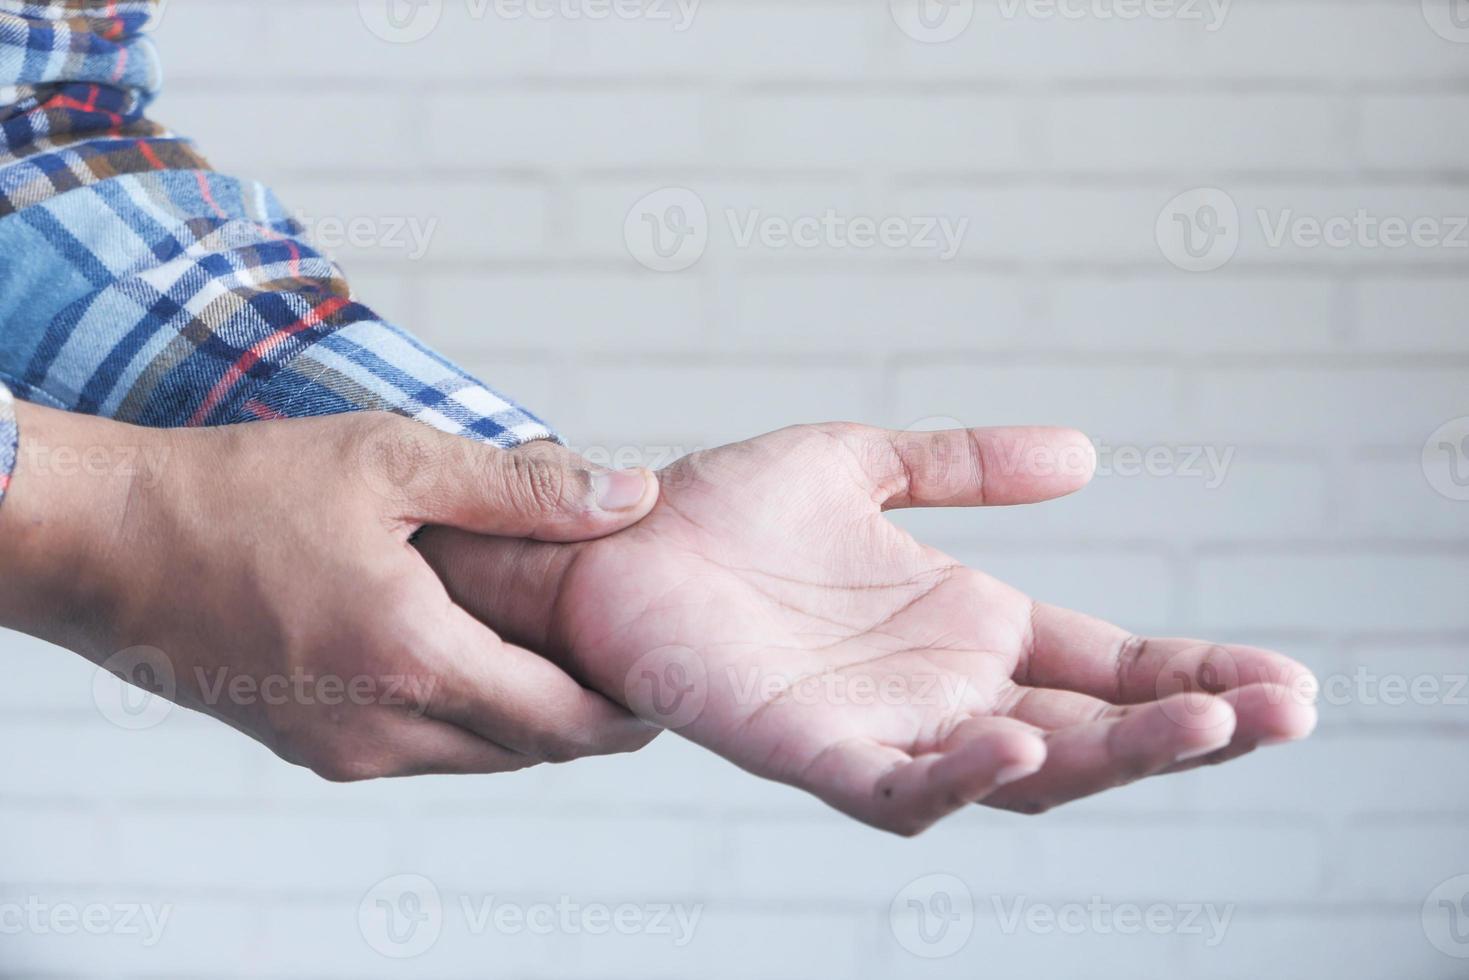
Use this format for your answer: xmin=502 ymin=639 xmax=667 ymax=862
xmin=1174 ymin=739 xmax=1230 ymax=763
xmin=994 ymin=761 xmax=1042 ymax=786
xmin=592 ymin=469 xmax=648 ymax=511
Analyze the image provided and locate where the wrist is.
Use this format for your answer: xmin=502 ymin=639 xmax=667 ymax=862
xmin=0 ymin=401 xmax=166 ymax=655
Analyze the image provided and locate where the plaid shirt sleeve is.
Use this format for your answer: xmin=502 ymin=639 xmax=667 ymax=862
xmin=0 ymin=381 xmax=15 ymax=510
xmin=0 ymin=0 xmax=558 ymax=462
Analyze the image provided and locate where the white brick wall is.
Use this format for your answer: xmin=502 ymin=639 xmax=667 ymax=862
xmin=2 ymin=0 xmax=1465 ymax=976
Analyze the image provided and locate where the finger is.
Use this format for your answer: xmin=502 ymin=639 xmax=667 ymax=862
xmin=798 ymin=719 xmax=1047 ymax=836
xmin=1003 ymin=684 xmax=1115 ymax=729
xmin=1022 ymin=602 xmax=1318 ymax=706
xmin=1156 ymin=682 xmax=1318 ymax=776
xmin=1003 ymin=680 xmax=1316 ymax=781
xmin=982 ymin=694 xmax=1236 ymax=815
xmin=381 ymin=717 xmax=537 ymax=776
xmin=841 ymin=424 xmax=1096 ymax=510
xmin=364 ymin=416 xmax=658 ymax=541
xmin=426 ymin=606 xmax=660 ymax=763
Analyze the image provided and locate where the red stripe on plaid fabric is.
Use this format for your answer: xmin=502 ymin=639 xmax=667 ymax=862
xmin=193 ymin=170 xmax=228 ymax=220
xmin=241 ymin=399 xmax=285 ymax=421
xmin=134 ymin=137 xmax=165 ymax=170
xmin=186 ymin=295 xmax=352 ymax=426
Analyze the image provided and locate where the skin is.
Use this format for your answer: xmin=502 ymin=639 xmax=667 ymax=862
xmin=419 ymin=423 xmax=1320 ymax=835
xmin=0 ymin=400 xmax=662 ymax=778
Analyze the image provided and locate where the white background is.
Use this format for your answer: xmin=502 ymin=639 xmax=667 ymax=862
xmin=3 ymin=0 xmax=1468 ymax=976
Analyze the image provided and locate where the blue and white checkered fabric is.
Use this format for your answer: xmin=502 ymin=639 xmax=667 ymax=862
xmin=0 ymin=1 xmax=557 ymax=501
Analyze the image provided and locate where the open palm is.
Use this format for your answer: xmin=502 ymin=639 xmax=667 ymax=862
xmin=420 ymin=424 xmax=1316 ymax=835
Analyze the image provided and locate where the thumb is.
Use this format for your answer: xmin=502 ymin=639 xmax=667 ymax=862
xmin=368 ymin=418 xmax=658 ymax=541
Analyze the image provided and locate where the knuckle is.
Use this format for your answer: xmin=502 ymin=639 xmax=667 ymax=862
xmin=307 ymin=745 xmax=398 ymax=783
xmin=888 ymin=817 xmax=926 ymax=838
xmin=532 ymin=727 xmax=600 ymax=764
xmin=349 ymin=413 xmax=438 ymax=496
xmin=506 ymin=451 xmax=572 ymax=517
xmin=1008 ymin=798 xmax=1053 ymax=816
xmin=613 ymin=725 xmax=661 ymax=755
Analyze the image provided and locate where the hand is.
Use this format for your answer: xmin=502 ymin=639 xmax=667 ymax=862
xmin=419 ymin=423 xmax=1318 ymax=834
xmin=0 ymin=402 xmax=662 ymax=779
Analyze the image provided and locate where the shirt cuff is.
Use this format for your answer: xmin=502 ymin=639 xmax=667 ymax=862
xmin=0 ymin=381 xmax=16 ymax=511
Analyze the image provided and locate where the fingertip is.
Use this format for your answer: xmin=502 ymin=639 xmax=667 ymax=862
xmin=1260 ymin=699 xmax=1319 ymax=746
xmin=986 ymin=426 xmax=1097 ymax=505
xmin=1167 ymin=696 xmax=1238 ymax=761
xmin=994 ymin=733 xmax=1048 ymax=786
